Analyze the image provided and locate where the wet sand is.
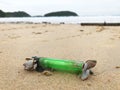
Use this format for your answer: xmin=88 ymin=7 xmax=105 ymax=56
xmin=0 ymin=23 xmax=120 ymax=90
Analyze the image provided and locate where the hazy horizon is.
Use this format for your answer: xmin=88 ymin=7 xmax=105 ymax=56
xmin=0 ymin=0 xmax=120 ymax=16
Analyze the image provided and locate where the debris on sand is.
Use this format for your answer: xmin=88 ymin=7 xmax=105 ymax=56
xmin=115 ymin=66 xmax=120 ymax=69
xmin=80 ymin=30 xmax=84 ymax=32
xmin=42 ymin=71 xmax=53 ymax=76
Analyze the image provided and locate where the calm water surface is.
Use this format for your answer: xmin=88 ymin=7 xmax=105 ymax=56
xmin=0 ymin=16 xmax=120 ymax=24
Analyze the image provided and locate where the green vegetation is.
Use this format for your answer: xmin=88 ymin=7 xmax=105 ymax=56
xmin=5 ymin=11 xmax=31 ymax=17
xmin=0 ymin=10 xmax=5 ymax=17
xmin=0 ymin=9 xmax=31 ymax=17
xmin=44 ymin=11 xmax=78 ymax=17
xmin=0 ymin=9 xmax=78 ymax=17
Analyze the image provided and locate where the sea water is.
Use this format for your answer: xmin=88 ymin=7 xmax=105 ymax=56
xmin=0 ymin=16 xmax=120 ymax=24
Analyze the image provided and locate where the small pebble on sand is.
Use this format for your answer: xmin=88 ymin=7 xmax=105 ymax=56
xmin=80 ymin=30 xmax=84 ymax=32
xmin=87 ymin=83 xmax=91 ymax=86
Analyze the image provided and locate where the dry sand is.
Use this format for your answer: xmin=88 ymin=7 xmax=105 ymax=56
xmin=0 ymin=23 xmax=120 ymax=90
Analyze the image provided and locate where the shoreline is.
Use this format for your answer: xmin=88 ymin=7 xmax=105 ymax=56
xmin=0 ymin=16 xmax=120 ymax=25
xmin=1 ymin=22 xmax=120 ymax=26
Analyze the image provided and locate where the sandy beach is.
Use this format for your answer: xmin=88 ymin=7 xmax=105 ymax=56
xmin=0 ymin=23 xmax=120 ymax=90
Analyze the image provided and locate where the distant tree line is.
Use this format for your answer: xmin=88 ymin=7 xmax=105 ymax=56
xmin=44 ymin=11 xmax=78 ymax=17
xmin=0 ymin=10 xmax=6 ymax=17
xmin=0 ymin=9 xmax=78 ymax=17
xmin=0 ymin=9 xmax=31 ymax=17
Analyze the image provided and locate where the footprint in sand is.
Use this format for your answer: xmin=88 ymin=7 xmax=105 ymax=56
xmin=32 ymin=30 xmax=48 ymax=35
xmin=1 ymin=29 xmax=5 ymax=31
xmin=32 ymin=32 xmax=42 ymax=34
xmin=96 ymin=26 xmax=104 ymax=32
xmin=56 ymin=35 xmax=80 ymax=40
xmin=8 ymin=35 xmax=21 ymax=39
xmin=41 ymin=40 xmax=48 ymax=42
xmin=71 ymin=36 xmax=76 ymax=37
xmin=86 ymin=32 xmax=92 ymax=35
xmin=87 ymin=83 xmax=91 ymax=86
xmin=110 ymin=35 xmax=120 ymax=40
xmin=116 ymin=35 xmax=120 ymax=39
xmin=56 ymin=37 xmax=66 ymax=40
xmin=31 ymin=26 xmax=37 ymax=28
xmin=110 ymin=38 xmax=115 ymax=40
xmin=42 ymin=24 xmax=47 ymax=27
xmin=45 ymin=30 xmax=48 ymax=32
